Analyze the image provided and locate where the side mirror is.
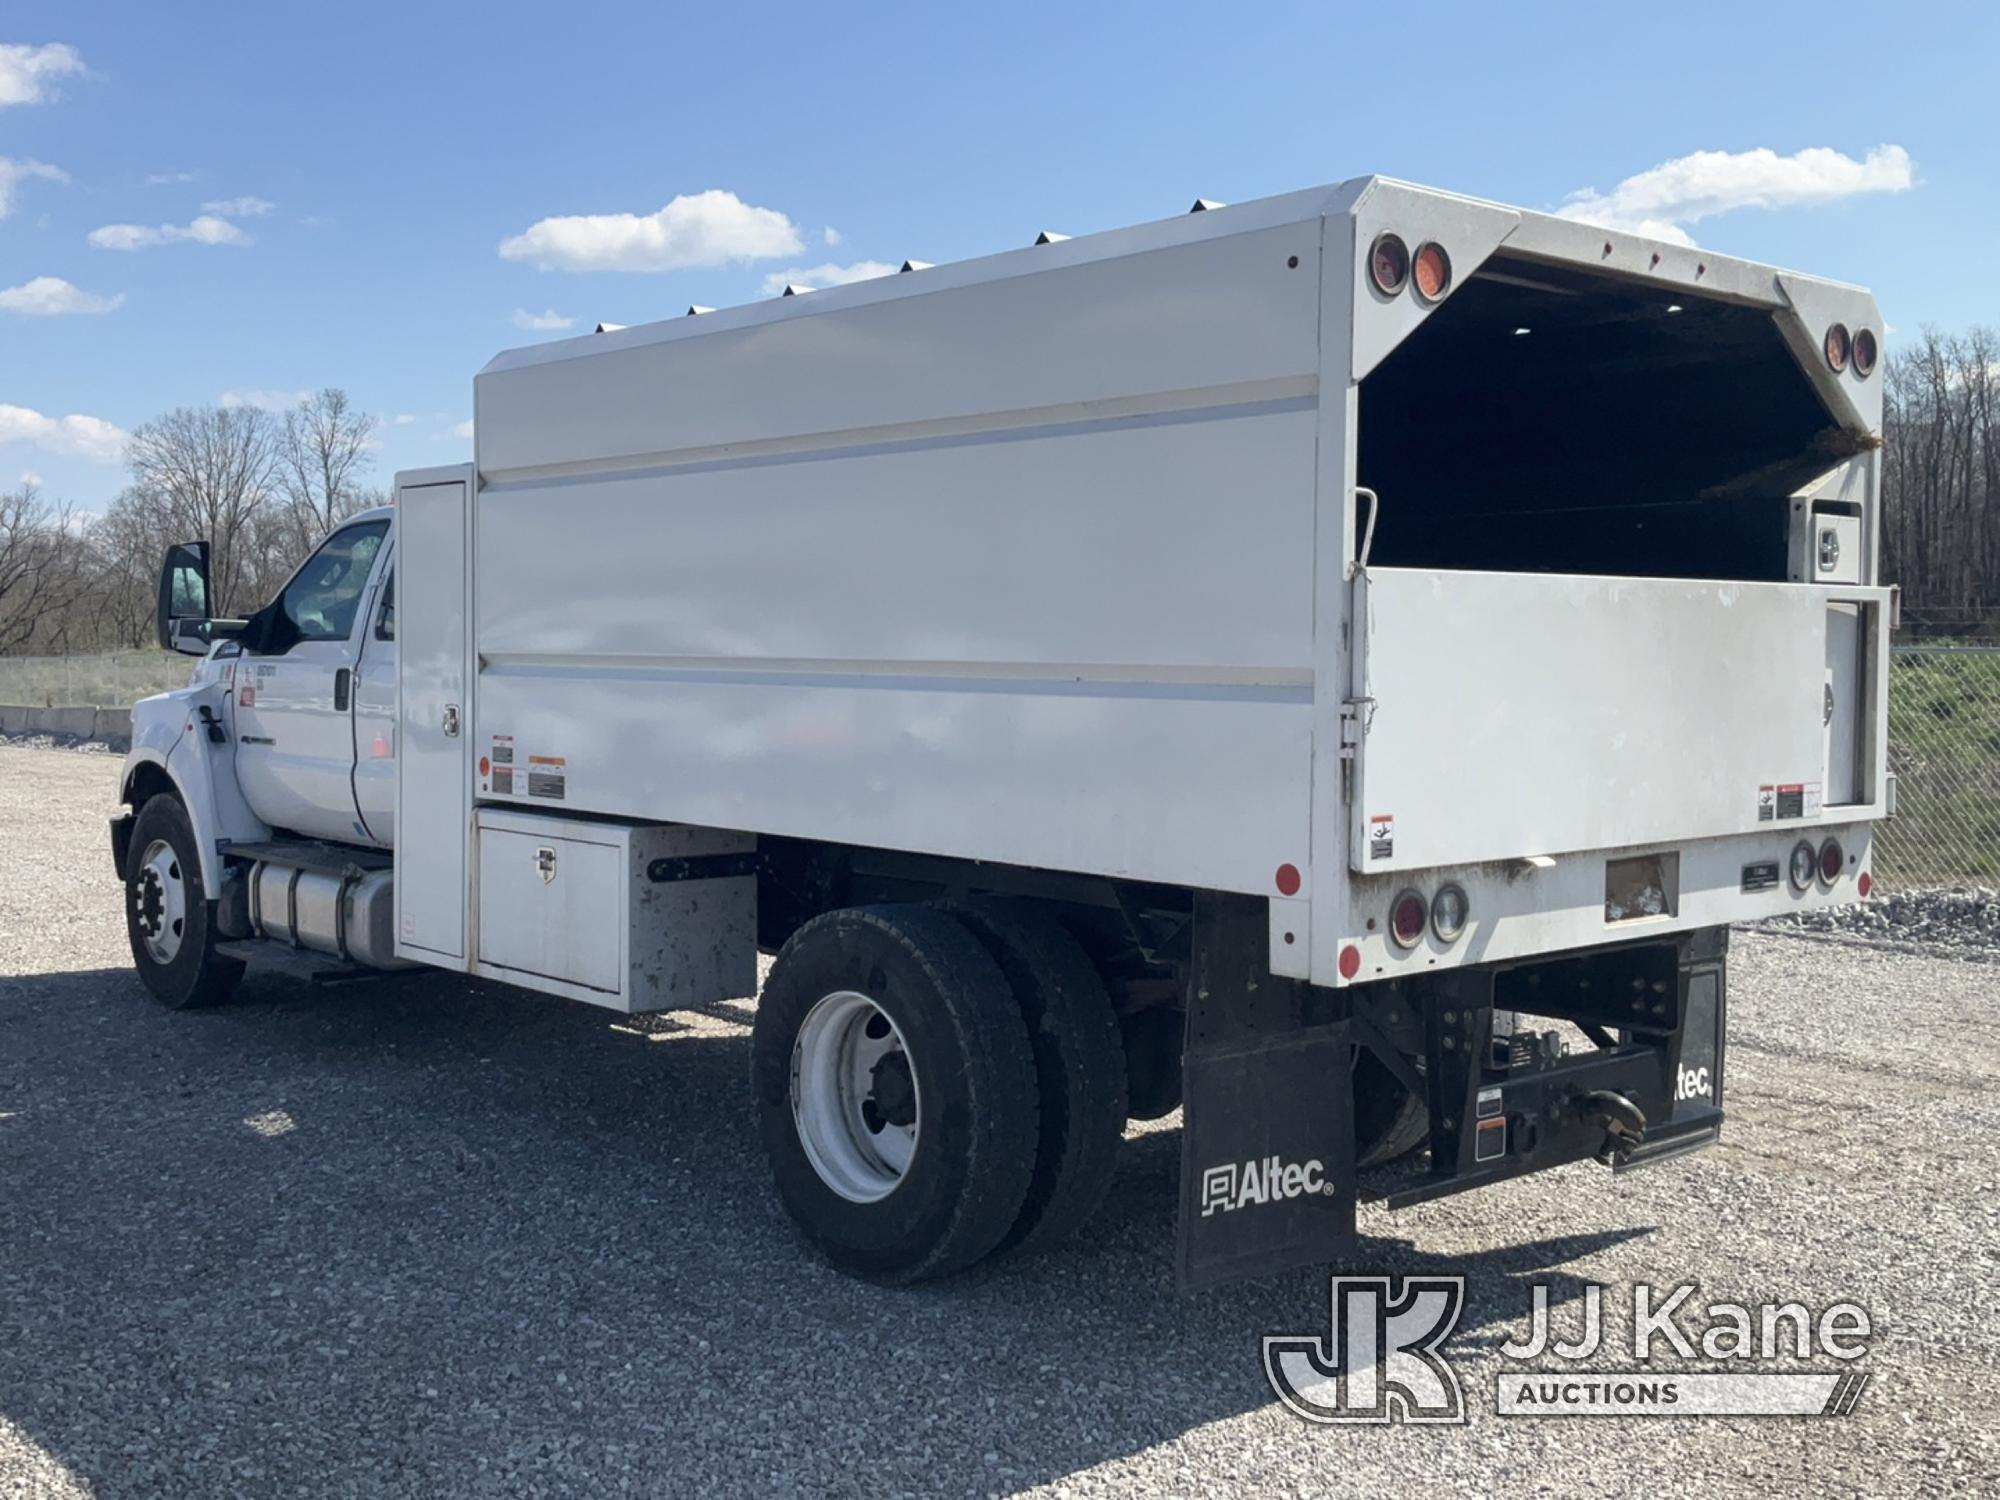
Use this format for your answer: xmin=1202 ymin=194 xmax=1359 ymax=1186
xmin=155 ymin=541 xmax=214 ymax=655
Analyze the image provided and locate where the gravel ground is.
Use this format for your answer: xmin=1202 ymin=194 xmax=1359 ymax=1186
xmin=2 ymin=742 xmax=1995 ymax=1498
xmin=1765 ymin=886 xmax=2000 ymax=958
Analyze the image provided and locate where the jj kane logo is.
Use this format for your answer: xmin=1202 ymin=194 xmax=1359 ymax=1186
xmin=1199 ymin=1155 xmax=1336 ymax=1217
xmin=1263 ymin=1278 xmax=1876 ymax=1424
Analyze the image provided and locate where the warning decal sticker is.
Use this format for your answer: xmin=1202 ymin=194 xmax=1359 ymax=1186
xmin=527 ymin=754 xmax=567 ymax=801
xmin=1762 ymin=781 xmax=1826 ymax=821
xmin=1368 ymin=814 xmax=1394 ymax=861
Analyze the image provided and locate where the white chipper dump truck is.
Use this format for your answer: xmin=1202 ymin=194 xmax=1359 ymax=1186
xmin=115 ymin=176 xmax=1889 ymax=1288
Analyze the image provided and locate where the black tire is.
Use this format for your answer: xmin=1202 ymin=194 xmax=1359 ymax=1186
xmin=937 ymin=900 xmax=1128 ymax=1258
xmin=123 ymin=793 xmax=243 ymax=1010
xmin=1354 ymin=1048 xmax=1429 ymax=1168
xmin=751 ymin=905 xmax=1039 ymax=1283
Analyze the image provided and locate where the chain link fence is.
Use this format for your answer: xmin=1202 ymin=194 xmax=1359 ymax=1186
xmin=0 ymin=652 xmax=191 ymax=709
xmin=6 ymin=626 xmax=2000 ymax=889
xmin=1875 ymin=634 xmax=2000 ymax=889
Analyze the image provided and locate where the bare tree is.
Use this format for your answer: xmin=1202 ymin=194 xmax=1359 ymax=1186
xmin=1881 ymin=326 xmax=2000 ymax=630
xmin=124 ymin=405 xmax=280 ymax=616
xmin=277 ymin=389 xmax=378 ymax=553
xmin=0 ymin=482 xmax=87 ymax=654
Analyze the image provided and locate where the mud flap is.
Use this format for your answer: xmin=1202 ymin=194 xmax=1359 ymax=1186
xmin=1617 ymin=927 xmax=1727 ymax=1172
xmin=1176 ymin=893 xmax=1356 ymax=1292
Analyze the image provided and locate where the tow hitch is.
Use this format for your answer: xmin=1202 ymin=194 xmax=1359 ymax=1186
xmin=1580 ymin=1089 xmax=1647 ymax=1165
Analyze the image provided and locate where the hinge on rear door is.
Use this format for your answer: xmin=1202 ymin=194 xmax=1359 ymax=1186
xmin=1338 ymin=696 xmax=1374 ymax=803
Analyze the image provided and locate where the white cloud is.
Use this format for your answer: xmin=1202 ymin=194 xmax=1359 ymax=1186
xmin=0 ymin=43 xmax=85 ymax=108
xmin=1556 ymin=144 xmax=1916 ymax=248
xmin=447 ymin=419 xmax=474 ymax=440
xmin=499 ymin=189 xmax=803 ymax=272
xmin=823 ymin=225 xmax=842 ymax=247
xmin=0 ymin=404 xmax=129 ymax=463
xmin=390 ymin=412 xmax=416 ymax=425
xmin=18 ymin=469 xmax=43 ymax=487
xmin=0 ymin=157 xmax=66 ymax=218
xmin=510 ymin=307 xmax=576 ymax=331
xmin=90 ymin=214 xmax=252 ymax=251
xmin=759 ymin=260 xmax=898 ymax=297
xmin=146 ymin=170 xmax=197 ymax=186
xmin=0 ymin=276 xmax=124 ymax=316
xmin=217 ymin=388 xmax=309 ymax=412
xmin=200 ymin=195 xmax=275 ymax=218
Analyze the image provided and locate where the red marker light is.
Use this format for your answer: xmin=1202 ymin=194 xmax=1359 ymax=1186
xmin=1338 ymin=943 xmax=1362 ymax=980
xmin=1368 ymin=232 xmax=1409 ymax=296
xmin=479 ymin=755 xmax=491 ymax=776
xmin=1412 ymin=242 xmax=1452 ymax=301
xmin=1857 ymin=871 xmax=1873 ymax=898
xmin=1275 ymin=863 xmax=1302 ymax=896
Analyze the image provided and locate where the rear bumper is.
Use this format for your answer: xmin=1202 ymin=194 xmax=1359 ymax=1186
xmin=1331 ymin=822 xmax=1871 ymax=986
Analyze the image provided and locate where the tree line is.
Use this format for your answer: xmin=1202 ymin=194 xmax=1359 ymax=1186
xmin=3 ymin=337 xmax=1999 ymax=656
xmin=1879 ymin=327 xmax=2000 ymax=632
xmin=0 ymin=390 xmax=382 ymax=654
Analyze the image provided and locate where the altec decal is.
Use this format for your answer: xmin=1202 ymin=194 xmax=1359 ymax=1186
xmin=1200 ymin=1155 xmax=1334 ymax=1216
xmin=1675 ymin=1064 xmax=1712 ymax=1103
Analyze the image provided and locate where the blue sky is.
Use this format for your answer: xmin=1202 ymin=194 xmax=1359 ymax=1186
xmin=3 ymin=0 xmax=1994 ymax=517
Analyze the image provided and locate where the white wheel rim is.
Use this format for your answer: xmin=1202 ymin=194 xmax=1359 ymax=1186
xmin=134 ymin=837 xmax=188 ymax=966
xmin=790 ymin=990 xmax=920 ymax=1203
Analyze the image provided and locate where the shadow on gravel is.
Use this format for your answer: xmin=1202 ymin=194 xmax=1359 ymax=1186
xmin=0 ymin=964 xmax=1653 ymax=1497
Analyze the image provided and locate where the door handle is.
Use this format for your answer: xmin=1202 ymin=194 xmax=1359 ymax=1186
xmin=333 ymin=667 xmax=351 ymax=712
xmin=442 ymin=703 xmax=460 ymax=738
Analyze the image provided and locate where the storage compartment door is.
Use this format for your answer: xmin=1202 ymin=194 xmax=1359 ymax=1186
xmin=394 ymin=472 xmax=471 ymax=963
xmin=1350 ymin=568 xmax=1891 ymax=872
xmin=1824 ymin=603 xmax=1864 ymax=806
xmin=477 ymin=828 xmax=624 ymax=993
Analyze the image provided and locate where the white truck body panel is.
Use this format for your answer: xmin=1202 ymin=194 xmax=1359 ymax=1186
xmin=366 ymin=175 xmax=1889 ymax=991
xmin=393 ymin=469 xmax=473 ymax=966
xmin=1351 ymin=569 xmax=1891 ymax=872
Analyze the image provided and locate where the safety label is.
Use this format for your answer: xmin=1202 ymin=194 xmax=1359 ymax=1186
xmin=527 ymin=754 xmax=567 ymax=801
xmin=1761 ymin=781 xmax=1823 ymax=821
xmin=1368 ymin=814 xmax=1394 ymax=860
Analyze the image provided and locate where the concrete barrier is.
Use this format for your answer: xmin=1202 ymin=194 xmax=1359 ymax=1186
xmin=0 ymin=704 xmax=132 ymax=750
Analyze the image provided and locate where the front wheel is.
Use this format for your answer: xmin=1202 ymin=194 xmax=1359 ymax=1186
xmin=124 ymin=793 xmax=242 ymax=1010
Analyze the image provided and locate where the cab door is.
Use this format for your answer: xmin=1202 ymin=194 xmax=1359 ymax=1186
xmin=233 ymin=519 xmax=391 ymax=842
xmin=350 ymin=556 xmax=398 ymax=842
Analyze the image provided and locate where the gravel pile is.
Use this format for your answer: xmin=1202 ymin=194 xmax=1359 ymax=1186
xmin=0 ymin=730 xmax=117 ymax=755
xmin=1761 ymin=886 xmax=2000 ymax=958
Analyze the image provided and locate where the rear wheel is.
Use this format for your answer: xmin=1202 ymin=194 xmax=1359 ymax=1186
xmin=123 ymin=793 xmax=242 ymax=1010
xmin=751 ymin=905 xmax=1039 ymax=1283
xmin=938 ymin=900 xmax=1128 ymax=1257
xmin=1353 ymin=1048 xmax=1428 ymax=1168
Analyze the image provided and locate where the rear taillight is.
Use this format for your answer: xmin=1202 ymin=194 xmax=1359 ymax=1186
xmin=1389 ymin=889 xmax=1427 ymax=948
xmin=1818 ymin=837 xmax=1845 ymax=886
xmin=1412 ymin=241 xmax=1452 ymax=301
xmin=1369 ymin=232 xmax=1410 ymax=296
xmin=1824 ymin=323 xmax=1851 ymax=372
xmin=1789 ymin=840 xmax=1817 ymax=892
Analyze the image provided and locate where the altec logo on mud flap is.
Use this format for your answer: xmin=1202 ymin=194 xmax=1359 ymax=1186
xmin=1199 ymin=1156 xmax=1335 ymax=1216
